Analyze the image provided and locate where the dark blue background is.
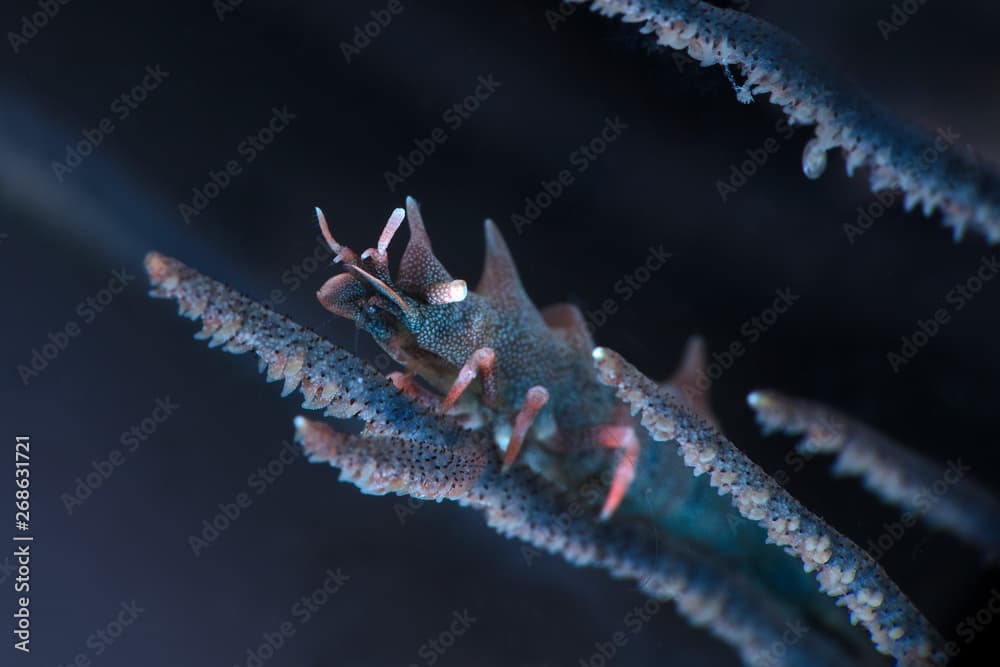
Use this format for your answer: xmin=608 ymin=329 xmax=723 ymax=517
xmin=2 ymin=1 xmax=999 ymax=665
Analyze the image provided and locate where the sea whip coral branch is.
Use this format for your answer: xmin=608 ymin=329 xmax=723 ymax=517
xmin=144 ymin=251 xmax=454 ymax=446
xmin=592 ymin=346 xmax=947 ymax=666
xmin=145 ymin=251 xmax=858 ymax=667
xmin=748 ymin=390 xmax=1000 ymax=558
xmin=296 ymin=418 xmax=857 ymax=667
xmin=572 ymin=0 xmax=1000 ymax=242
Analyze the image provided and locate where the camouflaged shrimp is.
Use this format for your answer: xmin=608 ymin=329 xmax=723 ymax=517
xmin=310 ymin=197 xmax=655 ymax=520
xmin=142 ymin=1 xmax=1000 ymax=664
xmin=147 ymin=195 xmax=995 ymax=667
